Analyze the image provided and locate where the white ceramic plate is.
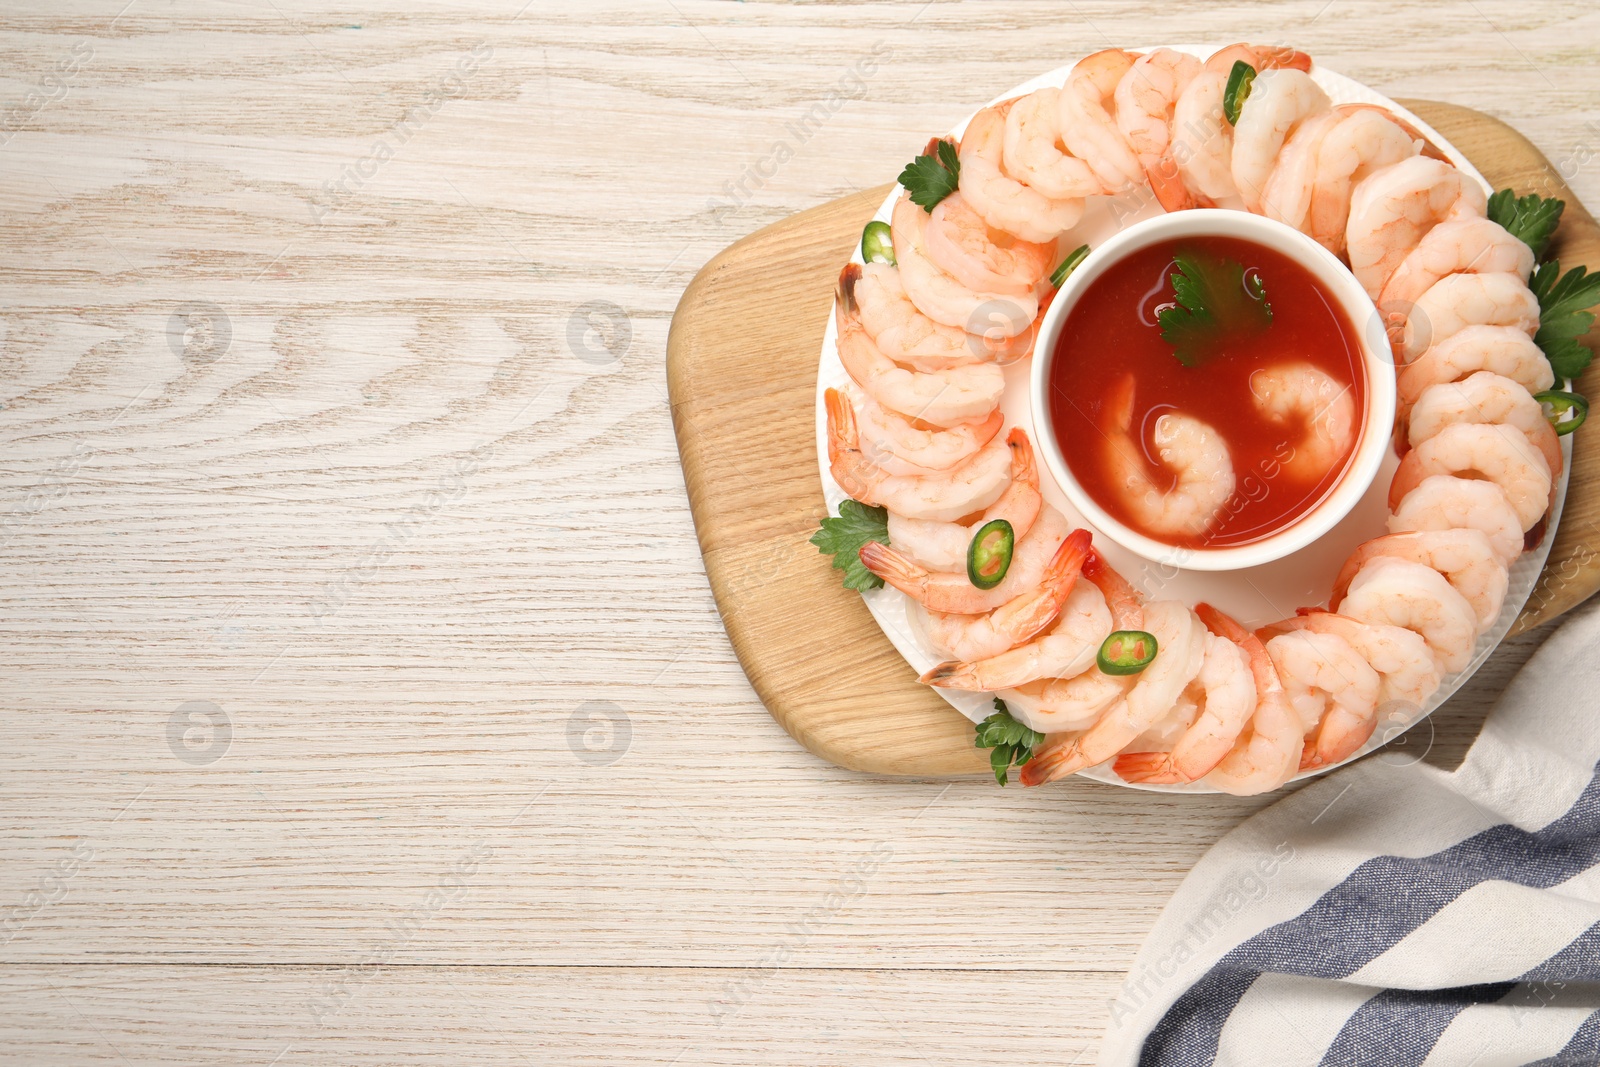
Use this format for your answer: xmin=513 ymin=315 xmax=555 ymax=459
xmin=814 ymin=46 xmax=1571 ymax=791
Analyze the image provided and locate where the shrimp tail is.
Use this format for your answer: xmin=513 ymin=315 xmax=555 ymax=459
xmin=1043 ymin=527 xmax=1093 ymax=585
xmin=837 ymin=263 xmax=862 ymax=315
xmin=1083 ymin=549 xmax=1144 ymax=628
xmin=1113 ymin=751 xmax=1185 ymax=784
xmin=824 ymin=387 xmax=855 ymax=464
xmin=1197 ymin=602 xmax=1280 ymax=693
xmin=1009 ymin=427 xmax=1037 ymax=485
xmin=1019 ymin=736 xmax=1087 ymax=786
xmin=1267 ymin=47 xmax=1313 ymax=72
xmin=1146 ymin=159 xmax=1196 ymax=212
xmin=1301 ymin=708 xmax=1378 ymax=770
xmin=920 ymin=661 xmax=979 ymax=688
xmin=857 ymin=541 xmax=925 ymax=599
xmin=1195 ymin=603 xmax=1248 ymax=643
xmin=824 ymin=386 xmax=876 ymax=501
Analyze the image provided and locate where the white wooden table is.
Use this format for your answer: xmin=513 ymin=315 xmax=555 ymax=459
xmin=1 ymin=3 xmax=1594 ymax=1062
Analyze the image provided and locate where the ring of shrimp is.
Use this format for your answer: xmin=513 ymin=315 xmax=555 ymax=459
xmin=821 ymin=43 xmax=1563 ymax=797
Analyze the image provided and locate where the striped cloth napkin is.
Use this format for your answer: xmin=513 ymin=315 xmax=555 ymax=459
xmin=1099 ymin=597 xmax=1600 ymax=1067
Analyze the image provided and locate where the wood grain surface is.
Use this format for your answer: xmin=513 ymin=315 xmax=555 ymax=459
xmin=670 ymin=99 xmax=1600 ymax=778
xmin=2 ymin=3 xmax=1597 ymax=1064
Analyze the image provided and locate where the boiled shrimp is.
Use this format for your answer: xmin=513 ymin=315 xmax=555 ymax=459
xmin=1339 ymin=555 xmax=1479 ymax=674
xmin=1407 ymin=372 xmax=1563 ymax=479
xmin=851 ymin=262 xmax=1029 ymax=371
xmin=1250 ymin=361 xmax=1356 ymax=482
xmin=958 ymin=108 xmax=1085 ymax=244
xmin=1334 ymin=529 xmax=1509 ymax=630
xmin=1262 ymin=610 xmax=1441 ymax=712
xmin=995 ymin=550 xmax=1146 ymax=735
xmin=1171 ymin=70 xmax=1235 ymax=205
xmin=1058 ymin=49 xmax=1147 ymax=195
xmin=1264 ymin=630 xmax=1380 ymax=770
xmin=886 ymin=432 xmax=1040 ymax=573
xmin=1194 ymin=603 xmax=1303 ymax=796
xmin=923 ymin=573 xmax=1110 ymax=690
xmin=825 ymin=388 xmax=1011 ymax=522
xmin=852 ymin=389 xmax=1004 ymax=478
xmin=1388 ymin=474 xmax=1524 ymax=566
xmin=1259 ymin=110 xmax=1343 ymax=233
xmin=859 ymin=508 xmax=1070 ymax=615
xmin=1346 ymin=156 xmax=1488 ymax=300
xmin=835 ymin=265 xmax=1006 ymax=427
xmin=919 ymin=575 xmax=1095 ymax=668
xmin=1113 ymin=633 xmax=1257 ymax=785
xmin=1003 ymin=87 xmax=1105 ymax=200
xmin=1230 ymin=69 xmax=1331 ymax=213
xmin=1393 ymin=271 xmax=1540 ymax=362
xmin=1204 ymin=43 xmax=1313 ymax=76
xmin=1306 ymin=107 xmax=1420 ymax=254
xmin=1397 ymin=325 xmax=1554 ymax=412
xmin=910 ymin=528 xmax=1093 ymax=666
xmin=1019 ymin=601 xmax=1208 ymax=785
xmin=925 ymin=191 xmax=1056 ymax=297
xmin=1379 ymin=217 xmax=1535 ymax=317
xmin=891 ymin=191 xmax=1040 ymax=336
xmin=1171 ymin=46 xmax=1326 ymax=209
xmin=1114 ymin=48 xmax=1203 ymax=211
xmin=1105 ymin=375 xmax=1236 ymax=538
xmin=1388 ymin=421 xmax=1552 ymax=532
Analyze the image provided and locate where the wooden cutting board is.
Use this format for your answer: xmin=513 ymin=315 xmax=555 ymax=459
xmin=667 ymin=100 xmax=1600 ymax=778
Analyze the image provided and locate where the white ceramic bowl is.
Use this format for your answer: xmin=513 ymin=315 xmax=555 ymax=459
xmin=1029 ymin=208 xmax=1395 ymax=572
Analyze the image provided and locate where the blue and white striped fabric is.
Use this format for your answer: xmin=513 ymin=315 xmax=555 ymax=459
xmin=1100 ymin=598 xmax=1600 ymax=1067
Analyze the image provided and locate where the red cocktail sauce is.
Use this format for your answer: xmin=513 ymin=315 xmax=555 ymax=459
xmin=1047 ymin=234 xmax=1366 ymax=548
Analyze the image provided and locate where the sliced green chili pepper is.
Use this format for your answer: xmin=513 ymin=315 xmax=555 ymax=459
xmin=1222 ymin=60 xmax=1256 ymax=126
xmin=966 ymin=519 xmax=1015 ymax=590
xmin=861 ymin=220 xmax=895 ymax=266
xmin=1535 ymin=390 xmax=1588 ymax=436
xmin=1049 ymin=243 xmax=1091 ymax=288
xmin=1097 ymin=630 xmax=1158 ymax=676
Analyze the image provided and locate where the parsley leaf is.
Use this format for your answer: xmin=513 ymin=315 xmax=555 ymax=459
xmin=974 ymin=699 xmax=1044 ymax=786
xmin=1530 ymin=259 xmax=1600 ymax=381
xmin=897 ymin=138 xmax=961 ymax=213
xmin=1157 ymin=249 xmax=1273 ymax=367
xmin=1487 ymin=188 xmax=1565 ymax=260
xmin=810 ymin=499 xmax=890 ymax=591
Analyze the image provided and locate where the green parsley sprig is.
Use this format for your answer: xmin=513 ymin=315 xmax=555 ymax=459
xmin=1530 ymin=260 xmax=1600 ymax=381
xmin=974 ymin=699 xmax=1043 ymax=786
xmin=1158 ymin=249 xmax=1274 ymax=367
xmin=1485 ymin=186 xmax=1598 ymax=428
xmin=898 ymin=138 xmax=961 ymax=212
xmin=810 ymin=499 xmax=890 ymax=591
xmin=1488 ymin=189 xmax=1564 ymax=260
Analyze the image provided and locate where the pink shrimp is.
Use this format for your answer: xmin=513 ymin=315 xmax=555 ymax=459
xmin=825 ymin=387 xmax=1012 ymax=522
xmin=924 ymin=191 xmax=1056 ymax=297
xmin=1114 ymin=48 xmax=1203 ymax=211
xmin=1204 ymin=43 xmax=1313 ymax=76
xmin=1111 ymin=630 xmax=1257 ymax=785
xmin=1195 ymin=604 xmax=1303 ymax=796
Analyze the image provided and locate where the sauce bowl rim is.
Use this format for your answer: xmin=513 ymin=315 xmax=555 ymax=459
xmin=1027 ymin=208 xmax=1396 ymax=573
